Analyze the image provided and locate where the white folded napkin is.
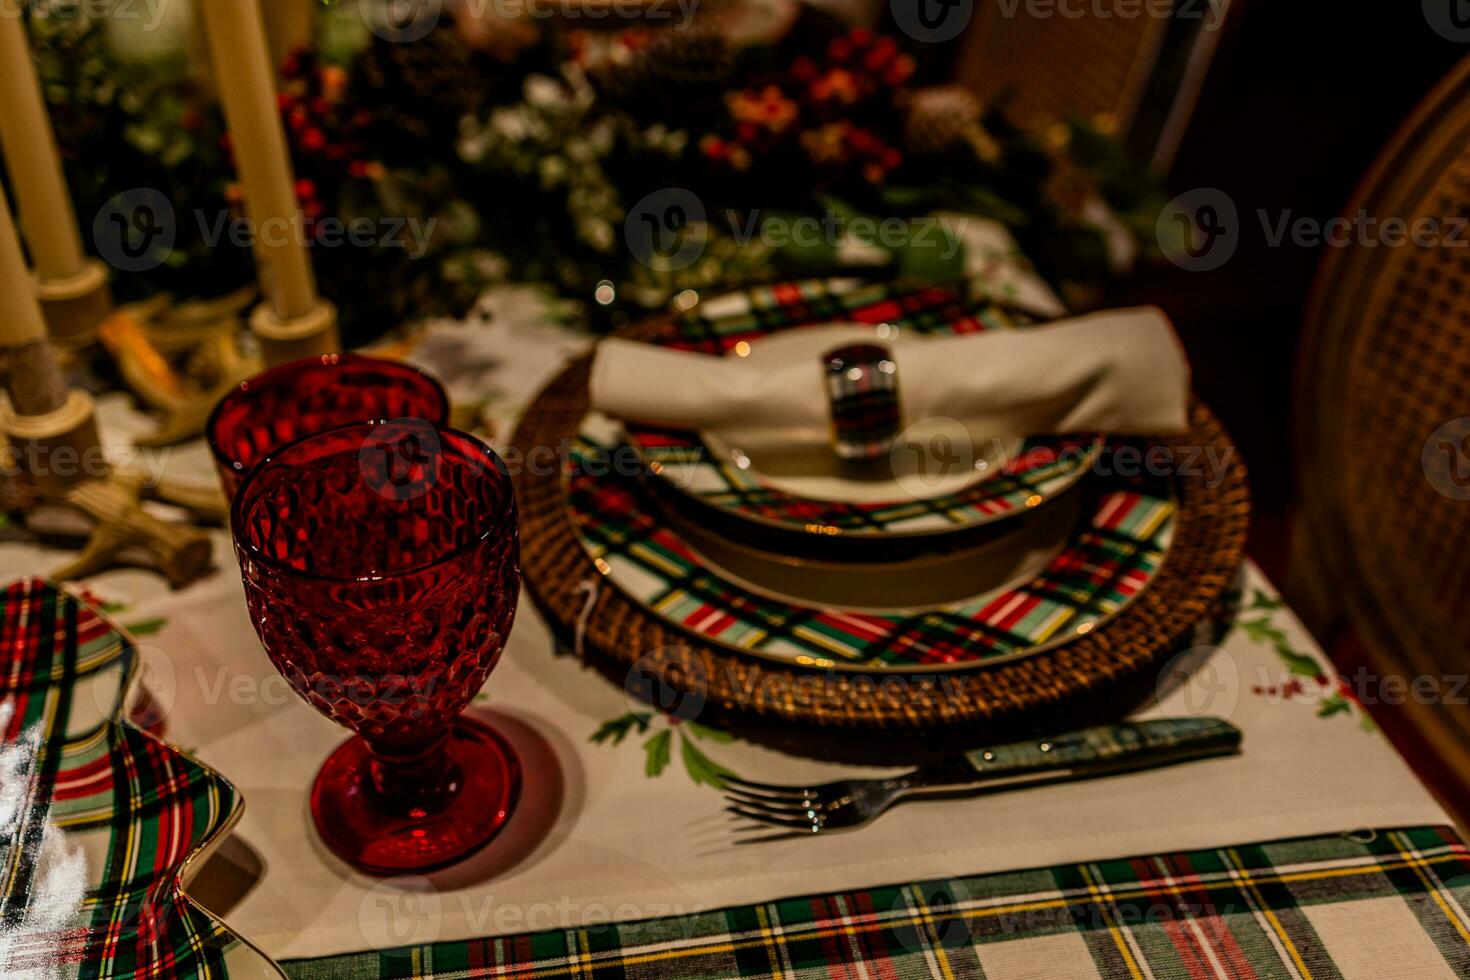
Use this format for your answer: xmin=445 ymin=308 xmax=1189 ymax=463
xmin=589 ymin=307 xmax=1191 ymax=442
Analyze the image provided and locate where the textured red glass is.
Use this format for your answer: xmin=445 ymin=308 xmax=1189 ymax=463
xmin=231 ymin=420 xmax=520 ymax=874
xmin=207 ymin=353 xmax=449 ymax=497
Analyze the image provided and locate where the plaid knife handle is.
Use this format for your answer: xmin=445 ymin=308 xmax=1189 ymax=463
xmin=961 ymin=718 xmax=1242 ymax=779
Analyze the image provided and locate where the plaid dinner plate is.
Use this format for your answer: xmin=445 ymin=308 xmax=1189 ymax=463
xmin=566 ymin=422 xmax=1174 ymax=670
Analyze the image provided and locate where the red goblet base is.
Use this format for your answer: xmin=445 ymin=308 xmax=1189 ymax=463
xmin=309 ymin=715 xmax=521 ymax=875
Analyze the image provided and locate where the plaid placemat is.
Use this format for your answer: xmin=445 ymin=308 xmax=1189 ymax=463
xmin=283 ymin=826 xmax=1470 ymax=979
xmin=0 ymin=579 xmax=276 ymax=979
xmin=625 ymin=279 xmax=1099 ymax=536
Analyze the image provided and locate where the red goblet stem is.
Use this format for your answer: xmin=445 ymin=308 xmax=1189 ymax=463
xmin=366 ymin=728 xmax=459 ymax=810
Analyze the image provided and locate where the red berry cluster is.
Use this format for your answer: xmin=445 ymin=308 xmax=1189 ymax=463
xmin=704 ymin=28 xmax=913 ymax=184
xmin=791 ymin=28 xmax=915 ymax=108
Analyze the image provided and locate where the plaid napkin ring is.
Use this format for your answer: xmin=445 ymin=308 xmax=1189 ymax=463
xmin=823 ymin=343 xmax=901 ymax=461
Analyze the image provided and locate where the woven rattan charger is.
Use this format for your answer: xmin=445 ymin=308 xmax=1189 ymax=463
xmin=513 ymin=314 xmax=1250 ymax=759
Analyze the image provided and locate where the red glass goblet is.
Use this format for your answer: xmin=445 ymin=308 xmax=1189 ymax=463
xmin=231 ymin=420 xmax=519 ymax=874
xmin=207 ymin=353 xmax=449 ymax=498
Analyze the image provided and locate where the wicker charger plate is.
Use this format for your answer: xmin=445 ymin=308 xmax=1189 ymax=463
xmin=513 ymin=319 xmax=1249 ymax=735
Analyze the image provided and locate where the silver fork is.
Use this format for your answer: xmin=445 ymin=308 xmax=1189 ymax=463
xmin=724 ymin=717 xmax=1241 ymax=841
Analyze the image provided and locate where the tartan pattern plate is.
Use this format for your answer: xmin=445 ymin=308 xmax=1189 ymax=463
xmin=0 ymin=578 xmax=283 ymax=979
xmin=624 ymin=279 xmax=1100 ymax=537
xmin=283 ymin=826 xmax=1470 ymax=979
xmin=566 ymin=430 xmax=1174 ymax=670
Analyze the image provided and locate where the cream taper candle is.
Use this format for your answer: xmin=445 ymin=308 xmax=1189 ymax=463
xmin=0 ymin=186 xmax=49 ymax=346
xmin=0 ymin=0 xmax=87 ymax=282
xmin=196 ymin=0 xmax=319 ymax=322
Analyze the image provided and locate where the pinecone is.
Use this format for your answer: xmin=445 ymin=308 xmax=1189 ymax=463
xmin=598 ymin=29 xmax=736 ymax=123
xmin=903 ymin=85 xmax=986 ymax=156
xmin=350 ymin=26 xmax=482 ymax=150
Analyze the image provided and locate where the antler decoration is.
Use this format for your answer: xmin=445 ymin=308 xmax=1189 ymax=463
xmin=0 ymin=333 xmax=215 ymax=588
xmin=98 ymin=289 xmax=261 ymax=449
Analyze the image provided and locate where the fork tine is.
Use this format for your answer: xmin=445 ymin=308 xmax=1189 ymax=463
xmin=724 ymin=804 xmax=821 ymax=831
xmin=722 ymin=783 xmax=818 ymax=807
xmin=722 ymin=792 xmax=821 ymax=819
xmin=721 ymin=773 xmax=815 ymax=796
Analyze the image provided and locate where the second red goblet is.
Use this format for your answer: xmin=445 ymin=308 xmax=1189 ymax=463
xmin=207 ymin=353 xmax=449 ymax=498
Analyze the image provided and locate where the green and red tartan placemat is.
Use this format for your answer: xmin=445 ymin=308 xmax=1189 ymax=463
xmin=0 ymin=578 xmax=281 ymax=979
xmin=283 ymin=826 xmax=1470 ymax=980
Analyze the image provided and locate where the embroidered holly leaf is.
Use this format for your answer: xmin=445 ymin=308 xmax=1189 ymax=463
xmin=679 ymin=733 xmax=734 ymax=789
xmin=687 ymin=721 xmax=733 ymax=743
xmin=124 ymin=618 xmax=167 ymax=637
xmin=100 ymin=599 xmax=129 ymax=614
xmin=643 ymin=730 xmax=672 ymax=777
xmin=590 ymin=712 xmax=651 ymax=746
xmin=1278 ymin=648 xmax=1323 ymax=679
xmin=1317 ymin=697 xmax=1351 ymax=719
xmin=1238 ymin=617 xmax=1287 ymax=647
xmin=1248 ymin=589 xmax=1284 ymax=611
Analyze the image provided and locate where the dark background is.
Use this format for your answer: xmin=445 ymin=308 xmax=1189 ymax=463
xmin=1106 ymin=2 xmax=1465 ymax=574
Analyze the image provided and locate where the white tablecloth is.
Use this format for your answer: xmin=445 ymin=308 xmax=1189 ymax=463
xmin=0 ymin=304 xmax=1448 ymax=962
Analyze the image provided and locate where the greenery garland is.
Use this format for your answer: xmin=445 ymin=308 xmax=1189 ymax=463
xmin=12 ymin=4 xmax=1167 ymax=345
